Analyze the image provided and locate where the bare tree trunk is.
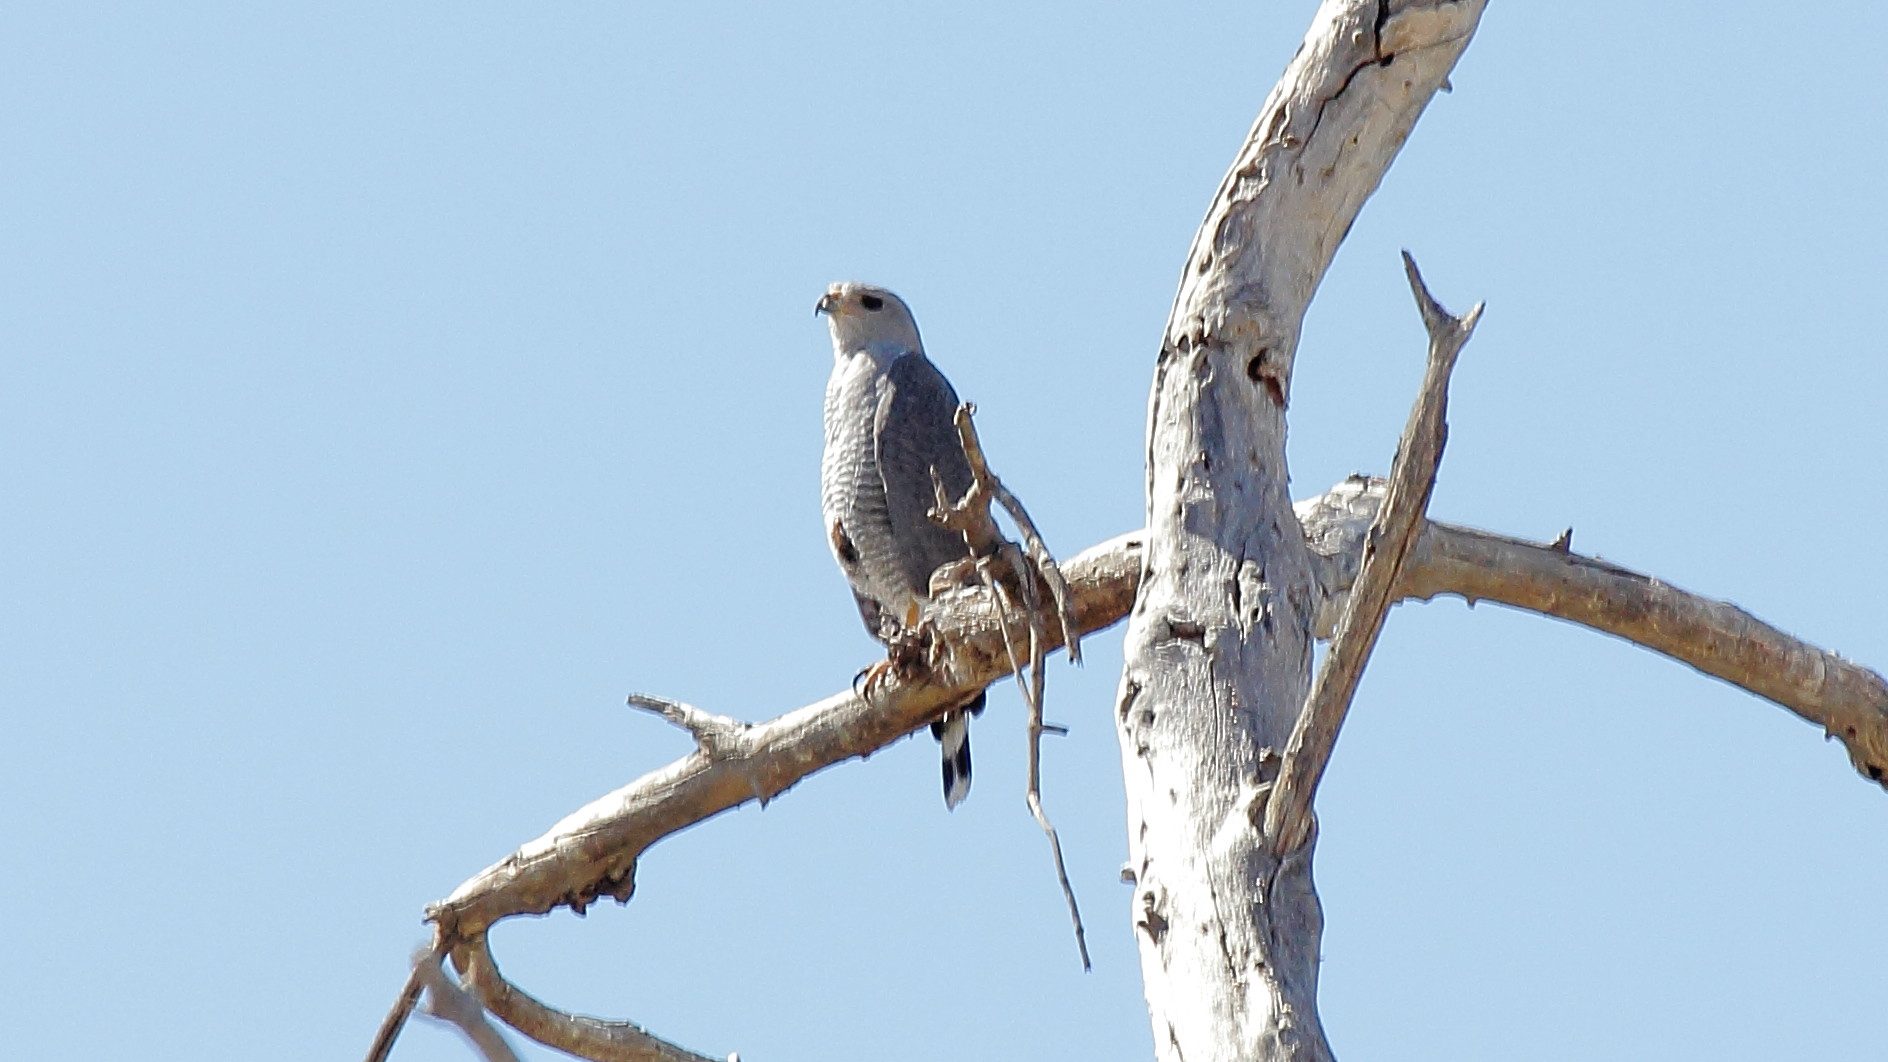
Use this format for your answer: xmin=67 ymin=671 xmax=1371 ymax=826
xmin=1115 ymin=3 xmax=1485 ymax=1059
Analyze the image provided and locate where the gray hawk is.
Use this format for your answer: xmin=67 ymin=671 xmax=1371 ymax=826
xmin=816 ymin=281 xmax=995 ymax=809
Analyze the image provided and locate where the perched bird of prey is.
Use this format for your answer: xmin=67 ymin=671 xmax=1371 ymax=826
xmin=816 ymin=282 xmax=996 ymax=809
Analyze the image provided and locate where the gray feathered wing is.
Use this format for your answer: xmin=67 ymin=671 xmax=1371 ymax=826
xmin=874 ymin=352 xmax=985 ymax=809
xmin=872 ymin=351 xmax=977 ymax=607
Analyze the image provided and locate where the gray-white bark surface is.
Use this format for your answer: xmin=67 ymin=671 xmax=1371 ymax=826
xmin=1116 ymin=2 xmax=1485 ymax=1059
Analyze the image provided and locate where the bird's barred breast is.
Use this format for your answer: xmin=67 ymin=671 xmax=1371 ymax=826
xmin=820 ymin=359 xmax=913 ymax=614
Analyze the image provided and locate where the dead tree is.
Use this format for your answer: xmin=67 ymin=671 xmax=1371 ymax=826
xmin=368 ymin=1 xmax=1888 ymax=1059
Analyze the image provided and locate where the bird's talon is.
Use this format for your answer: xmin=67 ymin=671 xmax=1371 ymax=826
xmin=884 ymin=625 xmax=932 ymax=682
xmin=854 ymin=661 xmax=898 ymax=708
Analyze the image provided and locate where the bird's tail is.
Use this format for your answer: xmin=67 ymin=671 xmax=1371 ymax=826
xmin=931 ymin=690 xmax=986 ymax=810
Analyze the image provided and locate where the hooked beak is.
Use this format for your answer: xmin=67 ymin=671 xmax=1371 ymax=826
xmin=814 ymin=291 xmax=836 ymax=317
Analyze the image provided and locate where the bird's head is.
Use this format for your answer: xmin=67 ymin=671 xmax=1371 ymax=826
xmin=815 ymin=282 xmax=922 ymax=354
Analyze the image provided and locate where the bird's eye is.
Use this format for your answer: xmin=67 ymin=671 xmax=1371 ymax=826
xmin=860 ymin=294 xmax=884 ymax=311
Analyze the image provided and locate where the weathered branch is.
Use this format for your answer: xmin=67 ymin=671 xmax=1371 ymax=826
xmin=1298 ymin=478 xmax=1888 ymax=787
xmin=1410 ymin=528 xmax=1888 ymax=782
xmin=930 ymin=404 xmax=1055 ymax=716
xmin=1265 ymin=254 xmax=1481 ymax=855
xmin=434 ymin=532 xmax=1139 ymax=931
xmin=950 ymin=405 xmax=1083 ymax=667
xmin=412 ymin=534 xmax=1141 ymax=1059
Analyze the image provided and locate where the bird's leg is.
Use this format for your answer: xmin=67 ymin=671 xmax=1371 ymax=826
xmin=853 ymin=604 xmax=933 ymax=708
xmin=854 ymin=655 xmax=906 ymax=709
xmin=884 ymin=614 xmax=931 ymax=681
xmin=850 ymin=664 xmax=881 ymax=705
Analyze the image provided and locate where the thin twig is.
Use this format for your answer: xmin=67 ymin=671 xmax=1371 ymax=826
xmin=984 ymin=562 xmax=1087 ymax=967
xmin=1024 ymin=641 xmax=1091 ymax=971
xmin=1264 ymin=252 xmax=1482 ymax=856
xmin=1005 ymin=542 xmax=1050 ymax=713
xmin=982 ymin=566 xmax=1032 ymax=709
xmin=364 ymin=930 xmax=446 ymax=1062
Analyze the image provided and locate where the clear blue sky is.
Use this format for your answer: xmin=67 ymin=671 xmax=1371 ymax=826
xmin=4 ymin=3 xmax=1882 ymax=1059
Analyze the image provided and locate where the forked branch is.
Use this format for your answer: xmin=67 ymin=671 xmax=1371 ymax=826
xmin=929 ymin=402 xmax=1083 ymax=668
xmin=928 ymin=402 xmax=1090 ymax=969
xmin=417 ymin=946 xmax=524 ymax=1062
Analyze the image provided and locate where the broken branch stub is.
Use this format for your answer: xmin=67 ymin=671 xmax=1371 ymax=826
xmin=625 ymin=693 xmax=752 ymax=762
